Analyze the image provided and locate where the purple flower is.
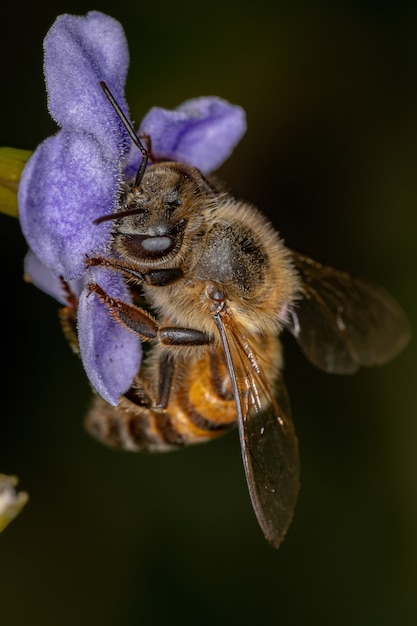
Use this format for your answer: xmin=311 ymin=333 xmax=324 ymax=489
xmin=18 ymin=11 xmax=246 ymax=405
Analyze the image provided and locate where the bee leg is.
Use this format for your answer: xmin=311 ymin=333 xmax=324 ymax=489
xmin=59 ymin=277 xmax=79 ymax=308
xmin=86 ymin=255 xmax=146 ymax=282
xmin=124 ymin=381 xmax=153 ymax=408
xmin=159 ymin=327 xmax=211 ymax=346
xmin=154 ymin=353 xmax=174 ymax=410
xmin=86 ymin=256 xmax=183 ymax=286
xmin=58 ymin=279 xmax=80 ymax=353
xmin=88 ymin=282 xmax=212 ymax=346
xmin=124 ymin=355 xmax=173 ymax=411
xmin=87 ymin=282 xmax=161 ymax=341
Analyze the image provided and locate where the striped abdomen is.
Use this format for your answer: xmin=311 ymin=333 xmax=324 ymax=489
xmin=85 ymin=348 xmax=239 ymax=452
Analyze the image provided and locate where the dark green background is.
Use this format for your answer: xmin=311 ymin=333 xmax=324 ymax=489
xmin=1 ymin=1 xmax=416 ymax=625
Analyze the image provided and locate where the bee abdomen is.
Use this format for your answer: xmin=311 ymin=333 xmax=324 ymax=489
xmin=85 ymin=351 xmax=237 ymax=452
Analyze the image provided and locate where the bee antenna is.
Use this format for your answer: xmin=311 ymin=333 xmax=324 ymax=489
xmin=100 ymin=81 xmax=149 ymax=187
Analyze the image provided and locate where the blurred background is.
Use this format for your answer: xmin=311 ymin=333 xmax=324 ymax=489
xmin=1 ymin=1 xmax=416 ymax=624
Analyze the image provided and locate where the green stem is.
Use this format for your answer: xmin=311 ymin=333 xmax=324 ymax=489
xmin=0 ymin=147 xmax=32 ymax=218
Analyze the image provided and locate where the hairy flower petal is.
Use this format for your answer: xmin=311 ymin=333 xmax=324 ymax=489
xmin=77 ymin=267 xmax=142 ymax=405
xmin=18 ymin=11 xmax=247 ymax=407
xmin=44 ymin=11 xmax=131 ymax=158
xmin=138 ymin=96 xmax=246 ymax=174
xmin=19 ymin=130 xmax=118 ymax=279
xmin=24 ymin=250 xmax=83 ymax=305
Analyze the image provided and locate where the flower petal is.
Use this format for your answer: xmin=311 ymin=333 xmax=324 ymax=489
xmin=19 ymin=129 xmax=119 ymax=279
xmin=77 ymin=267 xmax=142 ymax=405
xmin=44 ymin=11 xmax=131 ymax=158
xmin=24 ymin=250 xmax=83 ymax=305
xmin=137 ymin=96 xmax=246 ymax=174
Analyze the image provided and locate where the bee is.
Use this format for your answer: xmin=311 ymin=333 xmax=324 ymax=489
xmin=66 ymin=82 xmax=410 ymax=548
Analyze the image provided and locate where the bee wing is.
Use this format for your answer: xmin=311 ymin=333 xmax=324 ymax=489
xmin=285 ymin=251 xmax=411 ymax=374
xmin=213 ymin=311 xmax=300 ymax=549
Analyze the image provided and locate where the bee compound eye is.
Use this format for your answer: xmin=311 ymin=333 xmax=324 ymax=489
xmin=124 ymin=234 xmax=175 ymax=258
xmin=141 ymin=236 xmax=173 ymax=253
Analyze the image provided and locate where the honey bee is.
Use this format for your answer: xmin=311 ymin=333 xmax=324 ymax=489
xmin=64 ymin=82 xmax=410 ymax=548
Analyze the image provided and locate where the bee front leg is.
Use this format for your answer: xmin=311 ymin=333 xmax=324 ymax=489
xmin=86 ymin=255 xmax=183 ymax=286
xmin=87 ymin=283 xmax=212 ymax=346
